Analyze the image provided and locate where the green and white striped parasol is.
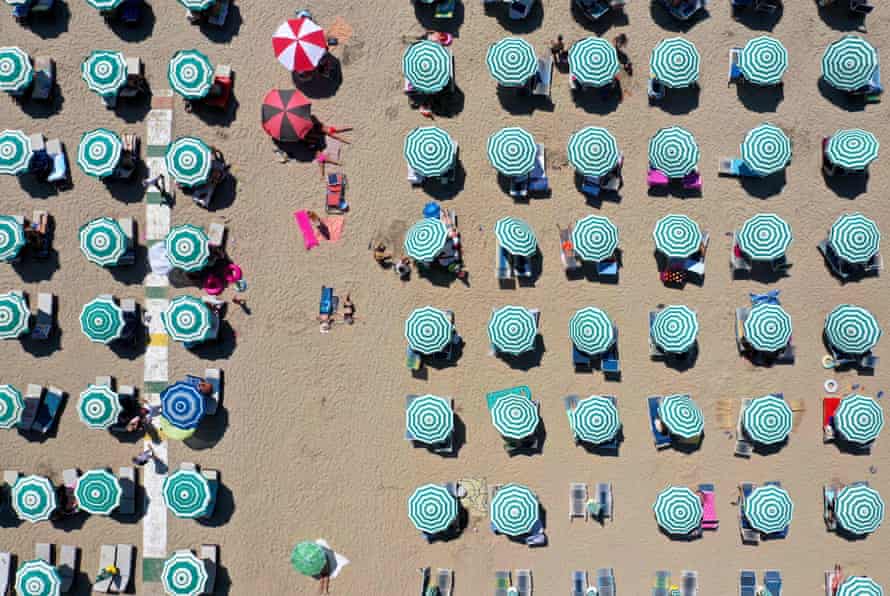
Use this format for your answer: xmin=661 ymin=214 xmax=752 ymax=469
xmin=77 ymin=384 xmax=121 ymax=430
xmin=658 ymin=394 xmax=703 ymax=439
xmin=569 ymin=307 xmax=615 ymax=356
xmin=165 ymin=137 xmax=212 ymax=188
xmin=403 ymin=40 xmax=451 ymax=94
xmin=825 ymin=304 xmax=882 ymax=354
xmin=744 ymin=484 xmax=793 ymax=534
xmin=75 ymin=469 xmax=121 ymax=515
xmin=569 ymin=37 xmax=619 ymax=87
xmin=737 ymin=213 xmax=792 ymax=261
xmin=571 ymin=395 xmax=620 ymax=444
xmin=0 ymin=384 xmax=23 ymax=429
xmin=15 ymin=560 xmax=60 ymax=596
xmin=168 ymin=49 xmax=213 ymax=100
xmin=404 ymin=127 xmax=455 ymax=178
xmin=405 ymin=306 xmax=452 ymax=354
xmin=744 ymin=303 xmax=792 ymax=352
xmin=651 ymin=305 xmax=698 ymax=354
xmin=487 ymin=127 xmax=536 ymax=177
xmin=567 ymin=127 xmax=620 ymax=177
xmin=739 ymin=36 xmax=788 ymax=85
xmin=408 ymin=484 xmax=458 ymax=534
xmin=653 ymin=214 xmax=702 ymax=259
xmin=84 ymin=0 xmax=123 ymax=10
xmin=80 ymin=296 xmax=124 ymax=344
xmin=81 ymin=50 xmax=127 ymax=97
xmin=740 ymin=123 xmax=791 ymax=176
xmin=837 ymin=577 xmax=884 ymax=596
xmin=404 ymin=218 xmax=449 ymax=263
xmin=572 ymin=215 xmax=618 ymax=262
xmin=826 ymin=129 xmax=879 ymax=171
xmin=743 ymin=394 xmax=792 ymax=444
xmin=0 ymin=129 xmax=31 ymax=175
xmin=165 ymin=225 xmax=210 ymax=272
xmin=406 ymin=394 xmax=453 ymax=444
xmin=649 ymin=127 xmax=699 ymax=178
xmin=829 ymin=213 xmax=881 ymax=264
xmin=653 ymin=486 xmax=702 ymax=535
xmin=822 ymin=35 xmax=878 ymax=92
xmin=650 ymin=37 xmax=700 ymax=88
xmin=178 ymin=0 xmax=215 ymax=10
xmin=835 ymin=394 xmax=884 ymax=444
xmin=76 ymin=128 xmax=122 ymax=179
xmin=162 ymin=550 xmax=208 ymax=596
xmin=79 ymin=217 xmax=127 ymax=267
xmin=489 ymin=306 xmax=537 ymax=356
xmin=490 ymin=391 xmax=539 ymax=439
xmin=0 ymin=215 xmax=25 ymax=262
xmin=489 ymin=483 xmax=539 ymax=536
xmin=162 ymin=470 xmax=212 ymax=519
xmin=494 ymin=217 xmax=537 ymax=257
xmin=163 ymin=296 xmax=214 ymax=343
xmin=12 ymin=475 xmax=56 ymax=523
xmin=0 ymin=292 xmax=29 ymax=339
xmin=0 ymin=47 xmax=32 ymax=93
xmin=835 ymin=484 xmax=884 ymax=535
xmin=486 ymin=37 xmax=537 ymax=87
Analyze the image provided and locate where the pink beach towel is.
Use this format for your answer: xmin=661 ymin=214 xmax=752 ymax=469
xmin=294 ymin=210 xmax=319 ymax=250
xmin=701 ymin=491 xmax=719 ymax=529
xmin=318 ymin=216 xmax=344 ymax=243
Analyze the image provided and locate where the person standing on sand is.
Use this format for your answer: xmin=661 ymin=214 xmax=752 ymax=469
xmin=133 ymin=446 xmax=155 ymax=466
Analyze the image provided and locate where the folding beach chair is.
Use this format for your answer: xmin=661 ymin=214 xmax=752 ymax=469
xmin=437 ymin=568 xmax=453 ymax=596
xmin=202 ymin=544 xmax=219 ymax=594
xmin=654 ymin=570 xmax=671 ymax=596
xmin=740 ymin=570 xmax=757 ymax=596
xmin=572 ymin=570 xmax=588 ymax=596
xmin=569 ymin=482 xmax=588 ymax=521
xmin=325 ymin=173 xmax=347 ymax=214
xmin=515 ymin=569 xmax=532 ymax=596
xmin=494 ymin=570 xmax=511 ymax=596
xmin=648 ymin=396 xmax=672 ymax=449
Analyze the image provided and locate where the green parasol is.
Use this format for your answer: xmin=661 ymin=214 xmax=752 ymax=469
xmin=653 ymin=486 xmax=702 ymax=535
xmin=834 ymin=394 xmax=884 ymax=445
xmin=162 ymin=550 xmax=208 ymax=596
xmin=165 ymin=137 xmax=212 ymax=188
xmin=743 ymin=394 xmax=792 ymax=444
xmin=658 ymin=394 xmax=703 ymax=439
xmin=0 ymin=384 xmax=23 ymax=429
xmin=569 ymin=307 xmax=615 ymax=356
xmin=828 ymin=213 xmax=881 ymax=264
xmin=162 ymin=296 xmax=214 ymax=344
xmin=826 ymin=129 xmax=879 ymax=171
xmin=567 ymin=127 xmax=620 ymax=177
xmin=486 ymin=38 xmax=537 ymax=87
xmin=12 ymin=475 xmax=56 ymax=523
xmin=404 ymin=127 xmax=455 ymax=178
xmin=571 ymin=215 xmax=618 ymax=262
xmin=291 ymin=542 xmax=327 ymax=577
xmin=75 ymin=469 xmax=121 ymax=515
xmin=653 ymin=214 xmax=702 ymax=259
xmin=405 ymin=306 xmax=452 ymax=354
xmin=165 ymin=224 xmax=210 ymax=272
xmin=486 ymin=127 xmax=536 ymax=177
xmin=648 ymin=127 xmax=699 ymax=178
xmin=403 ymin=218 xmax=449 ymax=263
xmin=737 ymin=213 xmax=792 ymax=261
xmin=651 ymin=305 xmax=698 ymax=354
xmin=739 ymin=36 xmax=788 ymax=85
xmin=76 ymin=128 xmax=122 ymax=178
xmin=825 ymin=304 xmax=882 ymax=354
xmin=489 ymin=483 xmax=539 ymax=536
xmin=77 ymin=384 xmax=122 ymax=430
xmin=0 ymin=129 xmax=31 ymax=175
xmin=835 ymin=483 xmax=884 ymax=535
xmin=740 ymin=123 xmax=791 ymax=176
xmin=490 ymin=391 xmax=539 ymax=439
xmin=406 ymin=394 xmax=453 ymax=445
xmin=168 ymin=49 xmax=214 ymax=100
xmin=744 ymin=303 xmax=792 ymax=352
xmin=15 ymin=560 xmax=60 ymax=596
xmin=0 ymin=47 xmax=32 ymax=94
xmin=80 ymin=296 xmax=124 ymax=344
xmin=571 ymin=395 xmax=620 ymax=444
xmin=0 ymin=215 xmax=25 ymax=262
xmin=488 ymin=306 xmax=537 ymax=355
xmin=403 ymin=41 xmax=451 ymax=94
xmin=81 ymin=50 xmax=127 ymax=97
xmin=408 ymin=484 xmax=458 ymax=534
xmin=650 ymin=37 xmax=700 ymax=88
xmin=822 ymin=35 xmax=878 ymax=92
xmin=162 ymin=470 xmax=212 ymax=519
xmin=494 ymin=217 xmax=537 ymax=257
xmin=744 ymin=484 xmax=793 ymax=534
xmin=79 ymin=217 xmax=127 ymax=267
xmin=0 ymin=292 xmax=29 ymax=339
xmin=569 ymin=37 xmax=619 ymax=87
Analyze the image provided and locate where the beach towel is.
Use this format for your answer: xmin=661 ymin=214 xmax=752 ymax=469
xmin=295 ymin=210 xmax=320 ymax=250
xmin=315 ymin=539 xmax=350 ymax=579
xmin=319 ymin=216 xmax=345 ymax=242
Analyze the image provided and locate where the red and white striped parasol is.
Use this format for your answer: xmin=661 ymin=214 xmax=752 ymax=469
xmin=272 ymin=17 xmax=329 ymax=74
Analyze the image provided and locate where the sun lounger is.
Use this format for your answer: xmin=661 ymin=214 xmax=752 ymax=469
xmin=571 ymin=571 xmax=588 ymax=596
xmin=532 ymin=58 xmax=553 ymax=99
xmin=495 ymin=570 xmax=511 ymax=596
xmin=823 ymin=483 xmax=839 ymax=530
xmin=647 ymin=168 xmax=669 ymax=188
xmin=202 ymin=64 xmax=233 ymax=109
xmin=648 ymin=77 xmax=666 ymax=103
xmin=59 ymin=545 xmax=77 ymax=593
xmin=204 ymin=0 xmax=229 ymax=26
xmin=648 ymin=396 xmax=672 ymax=449
xmin=35 ymin=543 xmax=52 ymax=564
xmin=572 ymin=345 xmax=593 ymax=371
xmin=117 ymin=466 xmax=136 ymax=516
xmin=597 ymin=568 xmax=615 ymax=596
xmin=201 ymin=468 xmax=220 ymax=519
xmin=0 ymin=551 xmax=11 ymax=596
xmin=325 ymin=173 xmax=347 ymax=214
xmin=31 ymin=56 xmax=54 ymax=101
xmin=735 ymin=308 xmax=749 ymax=353
xmin=559 ymin=226 xmax=580 ymax=274
xmin=700 ymin=484 xmax=718 ymax=530
xmin=682 ymin=171 xmax=703 ymax=190
xmin=203 ymin=368 xmax=222 ymax=415
xmin=763 ymin=570 xmax=782 ymax=595
xmin=433 ymin=568 xmax=452 ymax=596
xmin=509 ymin=175 xmax=529 ymax=198
xmin=570 ymin=483 xmax=588 ymax=521
xmin=509 ymin=0 xmax=533 ymax=18
xmin=93 ymin=545 xmax=116 ymax=593
xmin=115 ymin=217 xmax=136 ymax=265
xmin=192 ymin=160 xmax=228 ymax=208
xmin=30 ymin=292 xmax=54 ymax=340
xmin=434 ymin=0 xmax=456 ymax=18
xmin=728 ymin=48 xmax=742 ymax=83
xmin=681 ymin=570 xmax=698 ymax=596
xmin=850 ymin=0 xmax=875 ymax=13
xmin=45 ymin=138 xmax=67 ymax=186
xmin=62 ymin=469 xmax=78 ymax=491
xmin=112 ymin=544 xmax=134 ymax=593
xmin=597 ymin=259 xmax=619 ymax=278
xmin=740 ymin=570 xmax=756 ymax=596
xmin=654 ymin=570 xmax=671 ymax=596
xmin=576 ymin=0 xmax=611 ymax=20
xmin=822 ymin=397 xmax=841 ymax=442
xmin=201 ymin=544 xmax=218 ymax=595
xmin=581 ymin=175 xmax=601 ymax=198
xmin=496 ymin=246 xmax=514 ymax=282
xmin=597 ymin=483 xmax=612 ymax=521
xmin=739 ymin=483 xmax=759 ymax=544
xmin=32 ymin=385 xmax=63 ymax=434
xmin=730 ymin=234 xmax=751 ymax=275
xmin=119 ymin=0 xmax=141 ymax=23
xmin=516 ymin=569 xmax=532 ymax=596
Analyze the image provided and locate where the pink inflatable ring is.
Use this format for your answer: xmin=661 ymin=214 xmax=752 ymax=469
xmin=204 ymin=274 xmax=224 ymax=295
xmin=225 ymin=263 xmax=243 ymax=283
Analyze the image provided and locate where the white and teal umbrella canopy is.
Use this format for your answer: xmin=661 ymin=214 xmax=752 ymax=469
xmin=653 ymin=486 xmax=702 ymax=535
xmin=162 ymin=470 xmax=212 ymax=519
xmin=490 ymin=391 xmax=539 ymax=439
xmin=162 ymin=550 xmax=208 ymax=596
xmin=404 ymin=218 xmax=449 ymax=263
xmin=653 ymin=214 xmax=702 ymax=259
xmin=822 ymin=35 xmax=878 ymax=92
xmin=743 ymin=394 xmax=792 ymax=444
xmin=837 ymin=577 xmax=884 ymax=596
xmin=571 ymin=395 xmax=620 ymax=444
xmin=836 ymin=484 xmax=884 ymax=535
xmin=567 ymin=127 xmax=621 ymax=177
xmin=569 ymin=307 xmax=615 ymax=356
xmin=165 ymin=225 xmax=210 ymax=272
xmin=829 ymin=213 xmax=881 ymax=264
xmin=0 ymin=129 xmax=32 ymax=175
xmin=75 ymin=469 xmax=121 ymax=515
xmin=487 ymin=128 xmax=536 ymax=177
xmin=489 ymin=306 xmax=537 ymax=355
xmin=0 ymin=292 xmax=29 ymax=339
xmin=486 ymin=37 xmax=537 ymax=87
xmin=827 ymin=129 xmax=879 ymax=171
xmin=825 ymin=304 xmax=882 ymax=354
xmin=81 ymin=50 xmax=127 ymax=96
xmin=165 ymin=137 xmax=212 ymax=188
xmin=572 ymin=215 xmax=619 ymax=262
xmin=651 ymin=305 xmax=698 ymax=354
xmin=404 ymin=127 xmax=456 ymax=178
xmin=740 ymin=124 xmax=792 ymax=176
xmin=405 ymin=306 xmax=452 ymax=354
xmin=658 ymin=394 xmax=704 ymax=439
xmin=569 ymin=37 xmax=619 ymax=87
xmin=650 ymin=38 xmax=700 ymax=88
xmin=737 ymin=213 xmax=792 ymax=261
xmin=15 ymin=560 xmax=60 ymax=596
xmin=77 ymin=384 xmax=121 ymax=430
xmin=76 ymin=128 xmax=122 ymax=179
xmin=0 ymin=215 xmax=25 ymax=262
xmin=489 ymin=484 xmax=539 ymax=536
xmin=178 ymin=0 xmax=215 ymax=10
xmin=0 ymin=384 xmax=23 ymax=429
xmin=744 ymin=484 xmax=793 ymax=534
xmin=739 ymin=36 xmax=788 ymax=85
xmin=12 ymin=475 xmax=56 ymax=523
xmin=406 ymin=394 xmax=453 ymax=444
xmin=408 ymin=484 xmax=458 ymax=534
xmin=403 ymin=40 xmax=451 ymax=94
xmin=0 ymin=47 xmax=32 ymax=93
xmin=494 ymin=217 xmax=537 ymax=257
xmin=744 ymin=303 xmax=792 ymax=352
xmin=79 ymin=217 xmax=127 ymax=267
xmin=835 ymin=394 xmax=884 ymax=444
xmin=168 ymin=49 xmax=214 ymax=100
xmin=163 ymin=296 xmax=214 ymax=343
xmin=649 ymin=126 xmax=699 ymax=178
xmin=80 ymin=296 xmax=124 ymax=344
xmin=85 ymin=0 xmax=123 ymax=10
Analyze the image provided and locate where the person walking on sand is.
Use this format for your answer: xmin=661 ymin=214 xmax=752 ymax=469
xmin=550 ymin=35 xmax=567 ymax=66
xmin=373 ymin=243 xmax=392 ymax=268
xmin=132 ymin=446 xmax=155 ymax=466
xmin=394 ymin=257 xmax=412 ymax=279
xmin=315 ymin=151 xmax=340 ymax=179
xmin=342 ymin=294 xmax=356 ymax=325
xmin=142 ymin=173 xmax=166 ymax=193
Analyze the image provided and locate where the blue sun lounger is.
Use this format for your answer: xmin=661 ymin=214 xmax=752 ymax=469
xmin=764 ymin=570 xmax=782 ymax=595
xmin=597 ymin=568 xmax=615 ymax=596
xmin=647 ymin=396 xmax=672 ymax=449
xmin=32 ymin=386 xmax=64 ymax=434
xmin=740 ymin=570 xmax=757 ymax=596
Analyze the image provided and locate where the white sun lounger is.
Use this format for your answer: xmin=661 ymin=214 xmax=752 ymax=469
xmin=35 ymin=543 xmax=52 ymax=564
xmin=93 ymin=545 xmax=115 ymax=593
xmin=118 ymin=467 xmax=136 ymax=516
xmin=437 ymin=568 xmax=453 ymax=596
xmin=204 ymin=368 xmax=222 ymax=415
xmin=59 ymin=545 xmax=78 ymax=593
xmin=516 ymin=569 xmax=532 ymax=596
xmin=112 ymin=544 xmax=134 ymax=593
xmin=569 ymin=483 xmax=588 ymax=521
xmin=0 ymin=551 xmax=11 ymax=596
xmin=201 ymin=544 xmax=218 ymax=594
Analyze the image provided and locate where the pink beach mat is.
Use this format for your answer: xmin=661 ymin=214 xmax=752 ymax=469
xmin=294 ymin=210 xmax=319 ymax=250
